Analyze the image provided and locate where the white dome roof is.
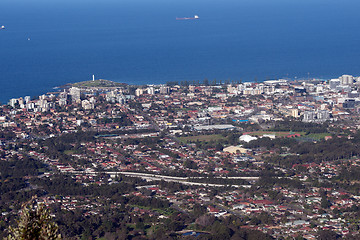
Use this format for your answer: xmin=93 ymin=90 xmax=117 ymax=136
xmin=239 ymin=135 xmax=257 ymax=143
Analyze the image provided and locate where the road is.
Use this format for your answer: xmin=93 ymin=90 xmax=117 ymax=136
xmin=67 ymin=170 xmax=257 ymax=188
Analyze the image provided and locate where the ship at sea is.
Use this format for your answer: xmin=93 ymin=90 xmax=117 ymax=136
xmin=0 ymin=26 xmax=5 ymax=30
xmin=176 ymin=15 xmax=199 ymax=20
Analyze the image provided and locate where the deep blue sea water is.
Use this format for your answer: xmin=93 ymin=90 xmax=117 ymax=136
xmin=1 ymin=0 xmax=360 ymax=103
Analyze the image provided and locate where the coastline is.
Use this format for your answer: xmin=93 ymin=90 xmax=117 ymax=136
xmin=1 ymin=76 xmax=329 ymax=105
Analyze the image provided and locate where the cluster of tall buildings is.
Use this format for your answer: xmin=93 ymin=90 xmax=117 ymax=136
xmin=8 ymin=95 xmax=54 ymax=112
xmin=227 ymin=82 xmax=276 ymax=95
xmin=106 ymin=91 xmax=127 ymax=104
xmin=329 ymin=74 xmax=360 ymax=92
xmin=135 ymin=86 xmax=169 ymax=97
xmin=303 ymin=110 xmax=331 ymax=123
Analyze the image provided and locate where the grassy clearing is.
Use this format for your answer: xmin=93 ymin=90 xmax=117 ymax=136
xmin=305 ymin=133 xmax=332 ymax=140
xmin=37 ymin=168 xmax=46 ymax=173
xmin=72 ymin=79 xmax=125 ymax=88
xmin=179 ymin=134 xmax=225 ymax=143
xmin=247 ymin=131 xmax=331 ymax=140
xmin=129 ymin=205 xmax=175 ymax=216
xmin=247 ymin=131 xmax=305 ymax=137
xmin=63 ymin=150 xmax=75 ymax=155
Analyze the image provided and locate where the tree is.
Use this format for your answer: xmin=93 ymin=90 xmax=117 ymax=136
xmin=6 ymin=198 xmax=61 ymax=240
xmin=203 ymin=78 xmax=209 ymax=86
xmin=184 ymin=159 xmax=197 ymax=169
xmin=317 ymin=230 xmax=340 ymax=240
xmin=195 ymin=214 xmax=215 ymax=227
xmin=320 ymin=196 xmax=331 ymax=209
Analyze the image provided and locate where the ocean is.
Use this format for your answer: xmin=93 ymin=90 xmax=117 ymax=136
xmin=1 ymin=0 xmax=360 ymax=103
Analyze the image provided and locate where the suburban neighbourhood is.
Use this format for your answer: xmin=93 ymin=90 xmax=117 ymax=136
xmin=2 ymin=76 xmax=360 ymax=239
